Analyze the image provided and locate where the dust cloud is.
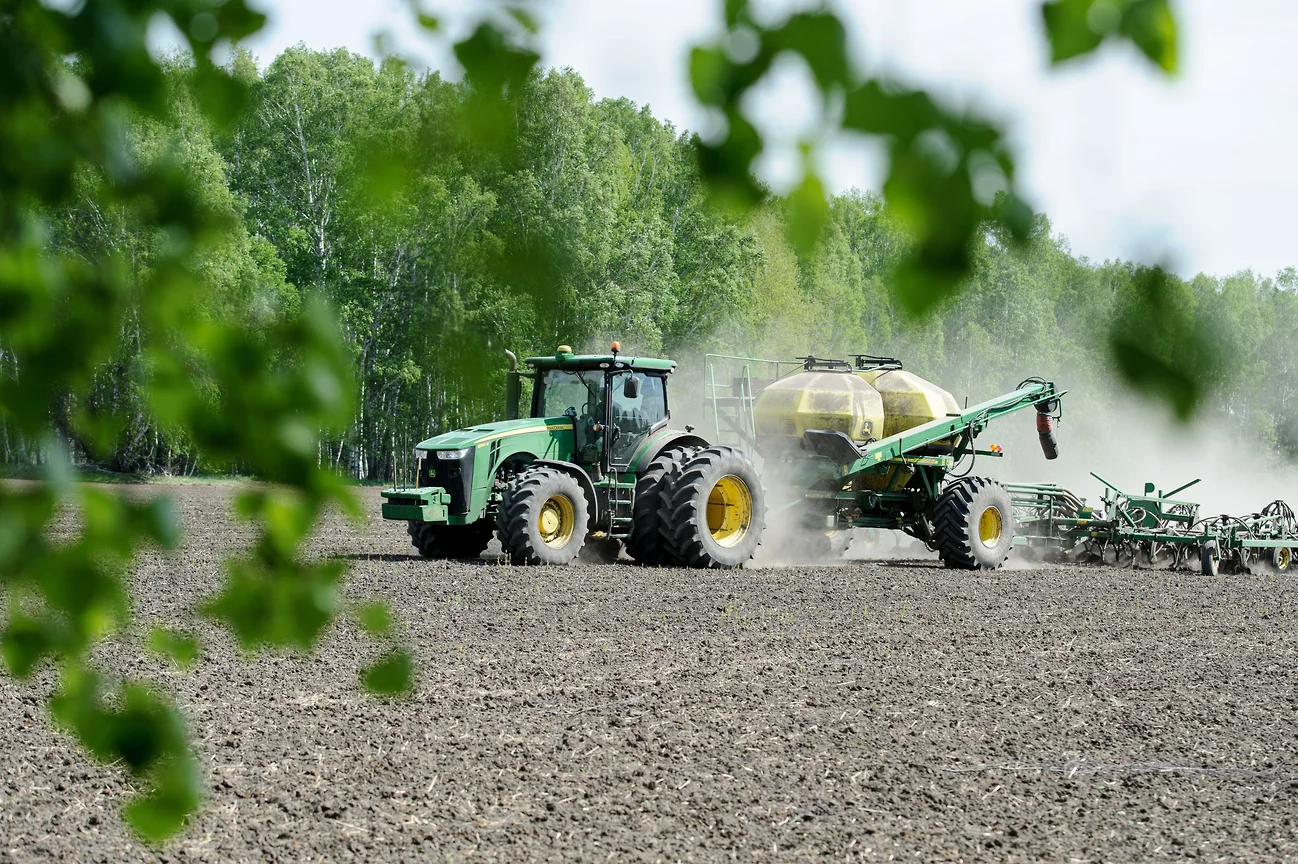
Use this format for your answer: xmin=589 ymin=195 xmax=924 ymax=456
xmin=981 ymin=390 xmax=1298 ymax=520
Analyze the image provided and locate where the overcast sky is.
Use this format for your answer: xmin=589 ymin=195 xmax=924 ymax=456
xmin=227 ymin=0 xmax=1298 ymax=280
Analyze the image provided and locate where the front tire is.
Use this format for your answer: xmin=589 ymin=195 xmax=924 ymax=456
xmin=408 ymin=521 xmax=493 ymax=560
xmin=933 ymin=477 xmax=1014 ymax=570
xmin=498 ymin=466 xmax=589 ymax=565
xmin=659 ymin=447 xmax=765 ymax=569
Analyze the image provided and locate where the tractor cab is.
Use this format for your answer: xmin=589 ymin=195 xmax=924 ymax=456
xmin=383 ymin=341 xmax=764 ymax=570
xmin=515 ymin=343 xmax=675 ymax=470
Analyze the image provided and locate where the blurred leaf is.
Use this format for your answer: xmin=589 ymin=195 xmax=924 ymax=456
xmin=202 ymin=557 xmax=344 ymax=651
xmin=361 ymin=649 xmax=413 ymax=696
xmin=355 ymin=600 xmax=393 ymax=637
xmin=1121 ymin=0 xmax=1177 ymax=73
xmin=1041 ymin=0 xmax=1106 ymax=62
xmin=688 ymin=45 xmax=731 ymax=108
xmin=454 ymin=22 xmax=540 ymax=96
xmin=48 ymin=669 xmax=199 ymax=840
xmin=1110 ymin=337 xmax=1200 ymax=419
xmin=1107 ymin=266 xmax=1217 ymax=420
xmin=767 ymin=12 xmax=851 ymax=93
xmin=2 ymin=613 xmax=56 ymax=679
xmin=506 ymin=6 xmax=540 ymax=35
xmin=148 ymin=628 xmax=200 ymax=669
xmin=1042 ymin=0 xmax=1178 ymax=72
xmin=123 ymin=754 xmax=202 ymax=844
xmin=786 ymin=169 xmax=829 ymax=255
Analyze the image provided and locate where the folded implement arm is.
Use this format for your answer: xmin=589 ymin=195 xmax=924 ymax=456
xmin=840 ymin=380 xmax=1064 ymax=477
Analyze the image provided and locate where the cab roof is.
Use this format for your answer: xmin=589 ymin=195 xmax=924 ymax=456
xmin=524 ymin=349 xmax=675 ymax=373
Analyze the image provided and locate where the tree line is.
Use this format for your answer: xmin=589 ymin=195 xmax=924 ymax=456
xmin=24 ymin=47 xmax=1297 ymax=479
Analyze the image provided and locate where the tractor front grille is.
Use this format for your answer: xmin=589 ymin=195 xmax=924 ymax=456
xmin=417 ymin=448 xmax=475 ymax=515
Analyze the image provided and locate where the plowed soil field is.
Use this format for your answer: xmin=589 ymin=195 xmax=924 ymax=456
xmin=2 ymin=483 xmax=1296 ymax=862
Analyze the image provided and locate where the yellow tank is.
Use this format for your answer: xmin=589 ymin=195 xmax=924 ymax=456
xmin=857 ymin=369 xmax=960 ymax=438
xmin=753 ymin=370 xmax=884 ymax=443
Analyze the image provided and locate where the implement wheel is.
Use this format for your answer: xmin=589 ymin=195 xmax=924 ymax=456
xmin=1272 ymin=546 xmax=1292 ymax=573
xmin=408 ymin=521 xmax=493 ymax=560
xmin=625 ymin=447 xmax=696 ymax=566
xmin=933 ymin=477 xmax=1014 ymax=570
xmin=659 ymin=446 xmax=765 ymax=569
xmin=498 ymin=466 xmax=589 ymax=565
xmin=1200 ymin=540 xmax=1219 ymax=577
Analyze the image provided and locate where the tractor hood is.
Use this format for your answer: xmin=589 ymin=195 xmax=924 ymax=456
xmin=416 ymin=416 xmax=573 ymax=452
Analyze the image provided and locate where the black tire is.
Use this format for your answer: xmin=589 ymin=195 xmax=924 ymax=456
xmin=498 ymin=466 xmax=589 ymax=565
xmin=1201 ymin=540 xmax=1219 ymax=577
xmin=1272 ymin=546 xmax=1292 ymax=572
xmin=408 ymin=520 xmax=493 ymax=560
xmin=659 ymin=446 xmax=765 ymax=569
xmin=933 ymin=477 xmax=1014 ymax=570
xmin=625 ymin=448 xmax=696 ymax=566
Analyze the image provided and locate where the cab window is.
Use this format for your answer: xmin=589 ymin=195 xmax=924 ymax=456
xmin=611 ymin=371 xmax=667 ymax=463
xmin=536 ymin=369 xmax=602 ymax=419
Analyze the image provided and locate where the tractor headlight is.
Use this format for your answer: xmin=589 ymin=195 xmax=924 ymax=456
xmin=435 ymin=448 xmax=472 ymax=460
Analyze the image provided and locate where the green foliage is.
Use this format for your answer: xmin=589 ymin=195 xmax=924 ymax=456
xmin=1042 ymin=0 xmax=1178 ymax=72
xmin=688 ymin=0 xmax=1038 ymax=315
xmin=49 ymin=668 xmax=200 ymax=843
xmin=148 ymin=628 xmax=200 ymax=668
xmin=0 ymin=0 xmax=400 ymax=842
xmin=683 ymin=0 xmax=1212 ymax=416
xmin=1108 ymin=266 xmax=1218 ymax=420
xmin=355 ymin=600 xmax=394 ymax=636
xmin=361 ymin=648 xmax=414 ymax=696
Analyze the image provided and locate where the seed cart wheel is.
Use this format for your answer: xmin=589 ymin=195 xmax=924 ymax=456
xmin=1200 ymin=540 xmax=1219 ymax=577
xmin=498 ymin=466 xmax=589 ymax=565
xmin=408 ymin=520 xmax=494 ymax=560
xmin=1272 ymin=546 xmax=1292 ymax=573
xmin=625 ymin=447 xmax=696 ymax=566
xmin=933 ymin=477 xmax=1014 ymax=570
xmin=659 ymin=446 xmax=766 ymax=569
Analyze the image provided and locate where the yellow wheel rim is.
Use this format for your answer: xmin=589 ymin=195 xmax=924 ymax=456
xmin=706 ymin=474 xmax=753 ymax=548
xmin=978 ymin=506 xmax=1004 ymax=548
xmin=538 ymin=494 xmax=575 ymax=549
xmin=1279 ymin=548 xmax=1292 ymax=571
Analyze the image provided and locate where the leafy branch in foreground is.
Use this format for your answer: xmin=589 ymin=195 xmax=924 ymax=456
xmin=0 ymin=0 xmax=409 ymax=841
xmin=687 ymin=0 xmax=1215 ymax=416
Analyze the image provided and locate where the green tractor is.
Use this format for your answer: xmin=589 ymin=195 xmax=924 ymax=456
xmin=380 ymin=344 xmax=766 ymax=568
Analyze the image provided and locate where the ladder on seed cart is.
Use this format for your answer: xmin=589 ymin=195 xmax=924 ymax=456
xmin=702 ymin=353 xmax=802 ymax=453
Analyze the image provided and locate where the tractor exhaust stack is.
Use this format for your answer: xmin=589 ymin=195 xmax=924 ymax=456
xmin=504 ymin=349 xmax=521 ymax=420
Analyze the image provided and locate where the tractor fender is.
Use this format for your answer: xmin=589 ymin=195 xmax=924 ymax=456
xmin=635 ymin=432 xmax=711 ymax=472
xmin=530 ymin=459 xmax=600 ymax=526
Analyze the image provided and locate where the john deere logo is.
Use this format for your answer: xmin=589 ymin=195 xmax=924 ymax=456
xmin=427 ymin=468 xmax=436 ymax=478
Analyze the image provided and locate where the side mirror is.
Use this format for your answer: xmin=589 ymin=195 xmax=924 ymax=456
xmin=622 ymin=375 xmax=641 ymax=400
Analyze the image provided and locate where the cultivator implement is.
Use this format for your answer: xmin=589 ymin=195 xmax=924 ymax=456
xmin=1009 ymin=474 xmax=1298 ymax=574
